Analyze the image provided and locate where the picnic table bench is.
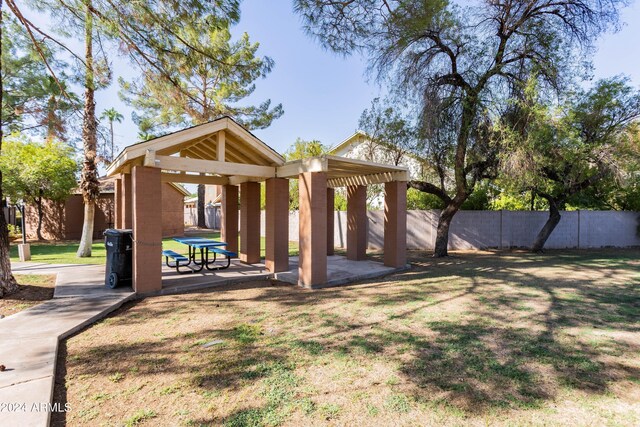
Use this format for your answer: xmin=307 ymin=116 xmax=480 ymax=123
xmin=163 ymin=237 xmax=237 ymax=274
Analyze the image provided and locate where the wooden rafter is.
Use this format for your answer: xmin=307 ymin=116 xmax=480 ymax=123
xmin=327 ymin=171 xmax=409 ymax=188
xmin=226 ymin=144 xmax=259 ymax=165
xmin=187 ymin=144 xmax=212 ymax=160
xmin=225 ymin=118 xmax=284 ymax=165
xmin=226 ymin=132 xmax=269 ymax=165
xmin=192 ymin=140 xmax=218 ymax=158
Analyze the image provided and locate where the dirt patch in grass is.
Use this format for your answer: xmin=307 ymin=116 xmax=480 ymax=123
xmin=0 ymin=274 xmax=56 ymax=317
xmin=53 ymin=250 xmax=640 ymax=426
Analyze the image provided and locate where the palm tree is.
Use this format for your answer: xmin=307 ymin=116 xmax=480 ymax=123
xmin=100 ymin=107 xmax=124 ymax=162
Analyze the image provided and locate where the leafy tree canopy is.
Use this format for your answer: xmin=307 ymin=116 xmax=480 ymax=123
xmin=0 ymin=135 xmax=78 ymax=204
xmin=119 ymin=14 xmax=283 ymax=136
xmin=0 ymin=134 xmax=78 ymax=240
xmin=498 ymin=76 xmax=640 ymax=250
xmin=1 ymin=12 xmax=80 ymax=141
xmin=284 ymin=137 xmax=328 ymax=161
xmin=284 ymin=138 xmax=329 ymax=210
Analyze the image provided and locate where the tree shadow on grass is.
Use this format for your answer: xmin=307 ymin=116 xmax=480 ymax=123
xmin=398 ymin=320 xmax=632 ymax=413
xmin=54 ymin=249 xmax=640 ymax=424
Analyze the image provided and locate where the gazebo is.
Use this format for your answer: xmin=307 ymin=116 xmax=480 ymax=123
xmin=106 ymin=116 xmax=407 ymax=293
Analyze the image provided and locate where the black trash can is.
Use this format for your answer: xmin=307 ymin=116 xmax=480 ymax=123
xmin=104 ymin=229 xmax=133 ymax=288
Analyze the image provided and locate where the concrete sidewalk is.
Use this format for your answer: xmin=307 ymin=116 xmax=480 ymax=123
xmin=0 ymin=263 xmax=134 ymax=427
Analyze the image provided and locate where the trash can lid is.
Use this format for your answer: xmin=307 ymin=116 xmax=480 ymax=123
xmin=104 ymin=229 xmax=133 ymax=236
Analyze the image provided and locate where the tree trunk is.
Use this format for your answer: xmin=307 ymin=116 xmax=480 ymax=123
xmin=197 ymin=184 xmax=206 ymax=228
xmin=0 ymin=0 xmax=19 ymax=296
xmin=434 ymin=201 xmax=461 ymax=257
xmin=433 ymin=99 xmax=476 ymax=257
xmin=531 ymin=197 xmax=562 ymax=253
xmin=77 ymin=202 xmax=95 ymax=257
xmin=0 ymin=197 xmax=17 ymax=297
xmin=530 ymin=190 xmax=535 ymax=211
xmin=36 ymin=196 xmax=43 ymax=241
xmin=109 ymin=121 xmax=114 ymax=162
xmin=76 ymin=0 xmax=100 ymax=258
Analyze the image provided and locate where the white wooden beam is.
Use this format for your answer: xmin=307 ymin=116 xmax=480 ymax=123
xmin=143 ymin=149 xmax=158 ymax=167
xmin=217 ymin=130 xmax=225 ymax=162
xmin=327 ymin=171 xmax=409 ymax=188
xmin=161 ymin=172 xmax=229 ymax=185
xmin=150 ymin=153 xmax=276 ymax=178
xmin=276 ymin=157 xmax=328 ymax=178
xmin=228 ymin=175 xmax=268 ymax=185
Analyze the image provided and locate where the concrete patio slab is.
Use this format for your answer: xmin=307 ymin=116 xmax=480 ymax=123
xmin=274 ymin=255 xmax=406 ymax=288
xmin=157 ymin=260 xmax=271 ymax=295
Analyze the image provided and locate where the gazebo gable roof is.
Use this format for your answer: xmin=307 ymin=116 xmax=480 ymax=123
xmin=106 ymin=116 xmax=285 ymax=177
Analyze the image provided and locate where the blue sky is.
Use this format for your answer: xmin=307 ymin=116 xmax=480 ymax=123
xmin=82 ymin=0 xmax=640 ymax=154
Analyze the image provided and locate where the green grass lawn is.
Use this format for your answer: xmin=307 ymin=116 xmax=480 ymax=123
xmin=54 ymin=249 xmax=640 ymax=426
xmin=9 ymin=240 xmax=107 ymax=264
xmin=10 ymin=232 xmax=299 ymax=265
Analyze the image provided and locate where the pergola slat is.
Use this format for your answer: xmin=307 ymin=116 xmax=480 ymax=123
xmin=327 ymin=171 xmax=409 ymax=188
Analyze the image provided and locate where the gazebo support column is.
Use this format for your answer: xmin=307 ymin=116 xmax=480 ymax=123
xmin=298 ymin=172 xmax=327 ymax=288
xmin=132 ymin=166 xmax=162 ymax=293
xmin=384 ymin=180 xmax=407 ymax=268
xmin=346 ymin=185 xmax=367 ymax=261
xmin=265 ymin=178 xmax=289 ymax=272
xmin=221 ymin=185 xmax=239 ymax=254
xmin=327 ymin=188 xmax=334 ymax=256
xmin=114 ymin=176 xmax=123 ymax=228
xmin=122 ymin=173 xmax=133 ymax=229
xmin=240 ymin=181 xmax=261 ymax=264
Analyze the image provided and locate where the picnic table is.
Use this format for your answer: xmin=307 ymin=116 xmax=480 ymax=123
xmin=162 ymin=237 xmax=237 ymax=274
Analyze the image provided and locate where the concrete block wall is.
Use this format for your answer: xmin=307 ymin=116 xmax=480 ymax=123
xmin=578 ymin=210 xmax=640 ymax=248
xmin=449 ymin=210 xmax=502 ymax=249
xmin=184 ymin=207 xmax=197 ymax=226
xmin=503 ymin=211 xmax=580 ymax=248
xmin=261 ymin=210 xmax=640 ymax=250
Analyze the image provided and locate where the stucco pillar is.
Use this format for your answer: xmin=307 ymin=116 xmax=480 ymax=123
xmin=327 ymin=187 xmax=335 ymax=256
xmin=265 ymin=178 xmax=289 ymax=272
xmin=132 ymin=166 xmax=162 ymax=294
xmin=298 ymin=172 xmax=327 ymax=288
xmin=221 ymin=184 xmax=239 ymax=253
xmin=346 ymin=185 xmax=367 ymax=261
xmin=114 ymin=176 xmax=123 ymax=229
xmin=384 ymin=181 xmax=407 ymax=268
xmin=240 ymin=181 xmax=261 ymax=264
xmin=121 ymin=173 xmax=133 ymax=229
